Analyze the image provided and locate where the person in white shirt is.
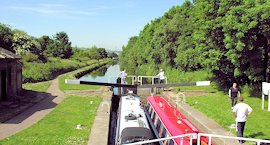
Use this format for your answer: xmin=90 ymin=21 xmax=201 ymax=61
xmin=118 ymin=69 xmax=127 ymax=84
xmin=233 ymin=97 xmax=253 ymax=144
xmin=156 ymin=69 xmax=165 ymax=83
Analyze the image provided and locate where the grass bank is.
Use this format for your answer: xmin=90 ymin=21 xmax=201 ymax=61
xmin=0 ymin=96 xmax=102 ymax=145
xmin=168 ymin=70 xmax=270 ymax=139
xmin=166 ymin=69 xmax=212 ymax=83
xmin=22 ymin=81 xmax=51 ymax=92
xmin=59 ymin=59 xmax=113 ymax=91
xmin=22 ymin=57 xmax=106 ymax=83
xmin=180 ymin=85 xmax=270 ymax=140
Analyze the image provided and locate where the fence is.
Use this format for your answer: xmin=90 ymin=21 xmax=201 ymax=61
xmin=123 ymin=133 xmax=270 ymax=145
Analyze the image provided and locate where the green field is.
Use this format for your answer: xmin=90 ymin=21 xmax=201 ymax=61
xmin=0 ymin=96 xmax=102 ymax=145
xmin=59 ymin=74 xmax=100 ymax=91
xmin=22 ymin=81 xmax=51 ymax=92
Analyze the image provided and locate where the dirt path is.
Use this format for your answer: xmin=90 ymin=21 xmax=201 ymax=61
xmin=0 ymin=76 xmax=64 ymax=139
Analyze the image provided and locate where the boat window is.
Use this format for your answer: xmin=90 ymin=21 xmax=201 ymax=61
xmin=151 ymin=111 xmax=156 ymax=120
xmin=161 ymin=127 xmax=167 ymax=138
xmin=163 ymin=133 xmax=171 ymax=145
xmin=156 ymin=119 xmax=161 ymax=131
xmin=148 ymin=105 xmax=152 ymax=114
xmin=159 ymin=124 xmax=164 ymax=136
xmin=163 ymin=139 xmax=169 ymax=145
xmin=154 ymin=115 xmax=158 ymax=127
xmin=169 ymin=139 xmax=175 ymax=145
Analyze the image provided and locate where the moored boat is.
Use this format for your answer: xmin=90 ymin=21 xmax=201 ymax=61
xmin=146 ymin=96 xmax=212 ymax=145
xmin=115 ymin=92 xmax=154 ymax=145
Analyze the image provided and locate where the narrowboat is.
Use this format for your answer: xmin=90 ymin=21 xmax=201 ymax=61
xmin=146 ymin=96 xmax=211 ymax=145
xmin=115 ymin=92 xmax=154 ymax=145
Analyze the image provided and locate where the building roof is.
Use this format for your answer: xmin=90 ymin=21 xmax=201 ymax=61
xmin=0 ymin=47 xmax=21 ymax=59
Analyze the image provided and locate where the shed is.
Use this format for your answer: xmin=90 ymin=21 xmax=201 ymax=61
xmin=0 ymin=47 xmax=22 ymax=101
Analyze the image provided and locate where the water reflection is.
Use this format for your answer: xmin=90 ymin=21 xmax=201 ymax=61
xmin=89 ymin=67 xmax=108 ymax=78
xmin=79 ymin=64 xmax=120 ymax=83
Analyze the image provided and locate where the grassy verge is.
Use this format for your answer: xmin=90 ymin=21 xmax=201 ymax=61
xmin=22 ymin=57 xmax=104 ymax=83
xmin=182 ymin=85 xmax=270 ymax=140
xmin=0 ymin=96 xmax=102 ymax=145
xmin=22 ymin=81 xmax=51 ymax=92
xmin=58 ymin=59 xmax=113 ymax=91
xmin=166 ymin=69 xmax=212 ymax=83
xmin=59 ymin=74 xmax=100 ymax=91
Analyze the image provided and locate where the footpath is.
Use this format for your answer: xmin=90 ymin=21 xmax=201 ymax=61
xmin=0 ymin=76 xmax=64 ymax=139
xmin=0 ymin=73 xmax=112 ymax=145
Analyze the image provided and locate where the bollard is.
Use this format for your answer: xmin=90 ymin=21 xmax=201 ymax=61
xmin=117 ymin=77 xmax=122 ymax=97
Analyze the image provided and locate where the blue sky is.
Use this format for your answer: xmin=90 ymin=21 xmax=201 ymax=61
xmin=0 ymin=0 xmax=184 ymax=51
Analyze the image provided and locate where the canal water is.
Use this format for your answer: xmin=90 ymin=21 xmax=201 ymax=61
xmin=79 ymin=63 xmax=121 ymax=145
xmin=79 ymin=64 xmax=121 ymax=84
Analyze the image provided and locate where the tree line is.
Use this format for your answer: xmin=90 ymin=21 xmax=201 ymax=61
xmin=0 ymin=23 xmax=118 ymax=64
xmin=120 ymin=0 xmax=270 ymax=90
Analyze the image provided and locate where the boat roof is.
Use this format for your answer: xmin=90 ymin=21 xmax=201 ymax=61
xmin=147 ymin=96 xmax=200 ymax=144
xmin=119 ymin=94 xmax=150 ymax=136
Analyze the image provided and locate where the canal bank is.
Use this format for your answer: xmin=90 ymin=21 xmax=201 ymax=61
xmin=87 ymin=87 xmax=112 ymax=145
xmin=163 ymin=91 xmax=247 ymax=145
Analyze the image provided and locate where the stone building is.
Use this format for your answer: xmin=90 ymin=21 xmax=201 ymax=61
xmin=0 ymin=47 xmax=22 ymax=102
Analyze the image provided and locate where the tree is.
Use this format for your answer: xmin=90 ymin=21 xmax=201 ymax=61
xmin=37 ymin=35 xmax=54 ymax=62
xmin=12 ymin=29 xmax=40 ymax=56
xmin=0 ymin=23 xmax=13 ymax=52
xmin=46 ymin=32 xmax=73 ymax=59
xmin=120 ymin=0 xmax=270 ymax=91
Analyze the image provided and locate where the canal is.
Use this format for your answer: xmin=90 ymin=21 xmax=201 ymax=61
xmin=79 ymin=63 xmax=121 ymax=84
xmin=79 ymin=63 xmax=121 ymax=145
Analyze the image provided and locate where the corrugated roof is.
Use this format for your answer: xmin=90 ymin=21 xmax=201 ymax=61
xmin=0 ymin=47 xmax=21 ymax=59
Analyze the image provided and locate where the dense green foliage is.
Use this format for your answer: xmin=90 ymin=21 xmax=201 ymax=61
xmin=22 ymin=58 xmax=98 ymax=83
xmin=0 ymin=96 xmax=102 ymax=145
xmin=120 ymin=0 xmax=270 ymax=90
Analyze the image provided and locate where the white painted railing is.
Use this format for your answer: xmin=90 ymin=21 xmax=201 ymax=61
xmin=108 ymin=75 xmax=167 ymax=85
xmin=197 ymin=133 xmax=270 ymax=145
xmin=123 ymin=133 xmax=197 ymax=145
xmin=123 ymin=133 xmax=270 ymax=145
xmin=137 ymin=76 xmax=167 ymax=85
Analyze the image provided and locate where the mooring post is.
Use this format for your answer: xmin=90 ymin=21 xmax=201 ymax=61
xmin=117 ymin=77 xmax=122 ymax=97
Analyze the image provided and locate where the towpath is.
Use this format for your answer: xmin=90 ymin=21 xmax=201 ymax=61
xmin=0 ymin=75 xmax=65 ymax=139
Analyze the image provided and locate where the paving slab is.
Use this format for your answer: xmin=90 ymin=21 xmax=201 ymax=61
xmin=88 ymin=87 xmax=112 ymax=145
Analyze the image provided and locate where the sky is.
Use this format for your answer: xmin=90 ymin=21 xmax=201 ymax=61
xmin=0 ymin=0 xmax=185 ymax=51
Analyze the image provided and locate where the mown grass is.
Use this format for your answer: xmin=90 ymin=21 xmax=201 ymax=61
xmin=182 ymin=85 xmax=270 ymax=140
xmin=22 ymin=81 xmax=51 ymax=92
xmin=59 ymin=74 xmax=100 ymax=91
xmin=0 ymin=96 xmax=102 ymax=145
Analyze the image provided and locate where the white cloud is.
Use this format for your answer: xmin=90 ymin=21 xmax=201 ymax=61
xmin=8 ymin=3 xmax=110 ymax=17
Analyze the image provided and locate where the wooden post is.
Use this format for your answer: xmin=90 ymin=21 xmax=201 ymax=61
xmin=117 ymin=77 xmax=121 ymax=97
xmin=262 ymin=93 xmax=264 ymax=110
xmin=268 ymin=90 xmax=270 ymax=111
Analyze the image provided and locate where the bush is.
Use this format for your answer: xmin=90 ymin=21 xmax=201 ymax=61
xmin=22 ymin=57 xmax=109 ymax=83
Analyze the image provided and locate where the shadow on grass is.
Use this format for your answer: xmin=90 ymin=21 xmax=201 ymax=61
xmin=246 ymin=132 xmax=264 ymax=138
xmin=0 ymin=89 xmax=57 ymax=124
